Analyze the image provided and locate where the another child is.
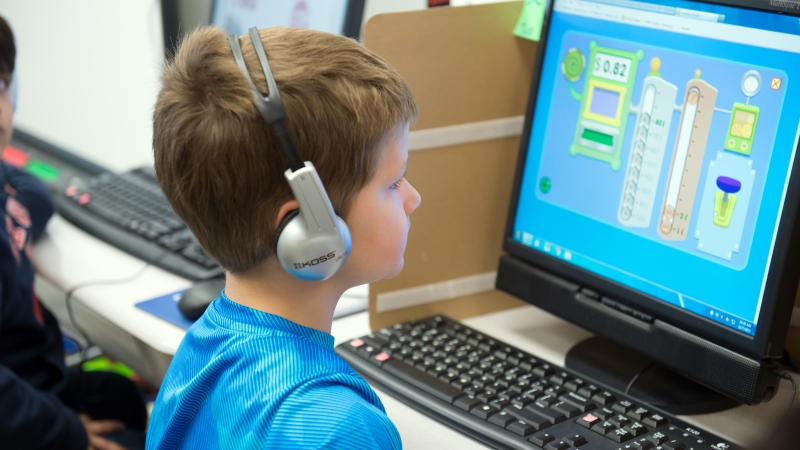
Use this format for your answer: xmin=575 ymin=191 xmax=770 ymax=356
xmin=0 ymin=14 xmax=147 ymax=450
xmin=146 ymin=26 xmax=421 ymax=449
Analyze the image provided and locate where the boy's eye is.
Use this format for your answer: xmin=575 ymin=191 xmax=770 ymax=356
xmin=0 ymin=79 xmax=7 ymax=92
xmin=391 ymin=177 xmax=405 ymax=190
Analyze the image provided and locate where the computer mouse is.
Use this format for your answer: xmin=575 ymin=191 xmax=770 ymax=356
xmin=178 ymin=278 xmax=226 ymax=321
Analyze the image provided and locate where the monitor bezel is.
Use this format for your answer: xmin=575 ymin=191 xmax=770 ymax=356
xmin=502 ymin=0 xmax=800 ymax=360
xmin=208 ymin=0 xmax=365 ymax=39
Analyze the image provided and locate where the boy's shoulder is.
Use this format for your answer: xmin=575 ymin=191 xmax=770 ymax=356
xmin=265 ymin=383 xmax=402 ymax=449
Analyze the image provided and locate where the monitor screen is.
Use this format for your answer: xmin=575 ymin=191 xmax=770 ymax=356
xmin=512 ymin=0 xmax=800 ymax=338
xmin=211 ymin=0 xmax=350 ymax=36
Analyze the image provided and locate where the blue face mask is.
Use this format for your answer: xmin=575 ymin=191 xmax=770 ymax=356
xmin=9 ymin=69 xmax=17 ymax=111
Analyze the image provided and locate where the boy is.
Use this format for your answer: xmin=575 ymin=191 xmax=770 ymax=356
xmin=147 ymin=27 xmax=420 ymax=449
xmin=0 ymin=15 xmax=147 ymax=450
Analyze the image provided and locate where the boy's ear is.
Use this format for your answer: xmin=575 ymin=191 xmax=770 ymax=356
xmin=274 ymin=200 xmax=300 ymax=231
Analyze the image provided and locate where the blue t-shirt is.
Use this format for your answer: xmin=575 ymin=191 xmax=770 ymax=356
xmin=146 ymin=293 xmax=401 ymax=449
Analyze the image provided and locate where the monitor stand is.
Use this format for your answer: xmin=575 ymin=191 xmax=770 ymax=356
xmin=565 ymin=336 xmax=739 ymax=415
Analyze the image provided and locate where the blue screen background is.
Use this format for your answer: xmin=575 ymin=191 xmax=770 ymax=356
xmin=513 ymin=0 xmax=800 ymax=336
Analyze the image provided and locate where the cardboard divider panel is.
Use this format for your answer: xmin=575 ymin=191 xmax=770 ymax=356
xmin=362 ymin=2 xmax=537 ymax=330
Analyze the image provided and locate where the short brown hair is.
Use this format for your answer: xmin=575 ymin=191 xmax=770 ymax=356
xmin=0 ymin=15 xmax=15 ymax=74
xmin=153 ymin=27 xmax=417 ymax=273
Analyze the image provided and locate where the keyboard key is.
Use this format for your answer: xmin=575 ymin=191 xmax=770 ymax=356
xmin=489 ymin=398 xmax=511 ymax=411
xmin=647 ymin=431 xmax=669 ymax=445
xmin=358 ymin=345 xmax=379 ymax=358
xmin=526 ymin=403 xmax=567 ymax=424
xmin=533 ymin=364 xmax=555 ymax=378
xmin=559 ymin=392 xmax=596 ymax=412
xmin=643 ymin=414 xmax=668 ymax=428
xmin=347 ymin=338 xmax=365 ymax=350
xmin=519 ymin=358 xmax=538 ymax=371
xmin=593 ymin=407 xmax=615 ymax=420
xmin=470 ymin=404 xmax=499 ymax=420
xmin=628 ymin=406 xmax=651 ymax=421
xmin=609 ymin=414 xmax=631 ymax=428
xmin=562 ymin=434 xmax=588 ymax=447
xmin=512 ymin=395 xmax=533 ymax=408
xmin=454 ymin=395 xmax=482 ymax=411
xmin=631 ymin=437 xmax=655 ymax=450
xmin=506 ymin=419 xmax=537 ymax=437
xmin=534 ymin=394 xmax=559 ymax=406
xmin=549 ymin=371 xmax=571 ymax=386
xmin=576 ymin=413 xmax=600 ymax=429
xmin=509 ymin=378 xmax=532 ymax=393
xmin=451 ymin=377 xmax=472 ymax=390
xmin=504 ymin=406 xmax=552 ymax=431
xmin=427 ymin=364 xmax=448 ymax=377
xmin=608 ymin=427 xmax=634 ymax=443
xmin=625 ymin=421 xmax=648 ymax=437
xmin=438 ymin=372 xmax=458 ymax=383
xmin=662 ymin=440 xmax=686 ymax=450
xmin=529 ymin=431 xmax=555 ymax=447
xmin=362 ymin=333 xmax=385 ymax=348
xmin=592 ymin=391 xmax=617 ymax=405
xmin=543 ymin=440 xmax=569 ymax=450
xmin=564 ymin=378 xmax=586 ymax=392
xmin=551 ymin=401 xmax=581 ymax=418
xmin=590 ymin=421 xmax=616 ymax=435
xmin=383 ymin=359 xmax=464 ymax=403
xmin=476 ymin=388 xmax=497 ymax=403
xmin=370 ymin=352 xmax=391 ymax=367
xmin=543 ymin=386 xmax=565 ymax=397
xmin=488 ymin=411 xmax=516 ymax=428
xmin=578 ymin=385 xmax=599 ymax=399
xmin=612 ymin=400 xmax=634 ymax=414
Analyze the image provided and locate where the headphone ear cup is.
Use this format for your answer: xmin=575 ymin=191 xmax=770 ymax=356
xmin=273 ymin=209 xmax=301 ymax=252
xmin=275 ymin=211 xmax=352 ymax=281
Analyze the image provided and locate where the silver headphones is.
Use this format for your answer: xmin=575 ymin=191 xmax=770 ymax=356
xmin=229 ymin=28 xmax=351 ymax=281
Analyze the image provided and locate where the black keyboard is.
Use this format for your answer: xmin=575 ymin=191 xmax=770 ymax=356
xmin=335 ymin=315 xmax=738 ymax=450
xmin=56 ymin=167 xmax=221 ymax=280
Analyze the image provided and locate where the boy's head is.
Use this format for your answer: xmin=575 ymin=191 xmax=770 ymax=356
xmin=154 ymin=27 xmax=420 ymax=281
xmin=0 ymin=15 xmax=15 ymax=150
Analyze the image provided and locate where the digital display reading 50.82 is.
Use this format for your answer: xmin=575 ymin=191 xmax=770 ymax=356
xmin=593 ymin=52 xmax=631 ymax=83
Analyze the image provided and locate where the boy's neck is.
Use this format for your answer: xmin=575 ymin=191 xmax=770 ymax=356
xmin=222 ymin=260 xmax=347 ymax=334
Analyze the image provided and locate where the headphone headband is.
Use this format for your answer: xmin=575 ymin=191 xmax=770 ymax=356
xmin=228 ymin=28 xmax=304 ymax=171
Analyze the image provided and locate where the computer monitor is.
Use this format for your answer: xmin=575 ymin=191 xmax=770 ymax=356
xmin=497 ymin=0 xmax=800 ymax=406
xmin=210 ymin=0 xmax=366 ymax=40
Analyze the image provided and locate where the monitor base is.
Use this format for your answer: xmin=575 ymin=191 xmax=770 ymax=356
xmin=565 ymin=336 xmax=740 ymax=415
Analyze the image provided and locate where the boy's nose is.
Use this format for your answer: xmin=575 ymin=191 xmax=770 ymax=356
xmin=406 ymin=184 xmax=421 ymax=214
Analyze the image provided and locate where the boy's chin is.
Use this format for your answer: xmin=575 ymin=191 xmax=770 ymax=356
xmin=383 ymin=257 xmax=405 ymax=279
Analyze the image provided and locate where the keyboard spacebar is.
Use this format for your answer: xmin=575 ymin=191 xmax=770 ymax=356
xmin=383 ymin=359 xmax=462 ymax=403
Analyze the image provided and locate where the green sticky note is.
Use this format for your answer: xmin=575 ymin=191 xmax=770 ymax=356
xmin=25 ymin=159 xmax=60 ymax=182
xmin=513 ymin=0 xmax=546 ymax=41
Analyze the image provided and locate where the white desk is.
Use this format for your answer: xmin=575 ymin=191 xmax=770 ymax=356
xmin=34 ymin=216 xmax=798 ymax=449
xmin=33 ymin=215 xmax=366 ymax=384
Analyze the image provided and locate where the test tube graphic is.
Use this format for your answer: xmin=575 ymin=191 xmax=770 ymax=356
xmin=618 ymin=58 xmax=678 ymax=228
xmin=658 ymin=71 xmax=717 ymax=240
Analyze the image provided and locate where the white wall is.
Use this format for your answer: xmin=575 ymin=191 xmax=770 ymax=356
xmin=363 ymin=0 xmax=428 ymax=21
xmin=0 ymin=1 xmax=164 ymax=172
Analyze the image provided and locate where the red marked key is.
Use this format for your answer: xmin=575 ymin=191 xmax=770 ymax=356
xmin=348 ymin=338 xmax=365 ymax=350
xmin=370 ymin=352 xmax=391 ymax=367
xmin=77 ymin=193 xmax=91 ymax=205
xmin=577 ymin=413 xmax=600 ymax=429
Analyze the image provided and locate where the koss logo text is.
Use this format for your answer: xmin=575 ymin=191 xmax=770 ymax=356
xmin=293 ymin=252 xmax=336 ymax=269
